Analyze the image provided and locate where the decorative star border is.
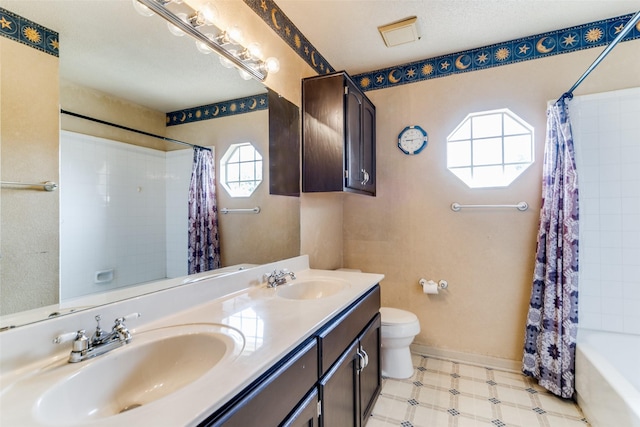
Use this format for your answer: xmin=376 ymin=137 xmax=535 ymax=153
xmin=166 ymin=93 xmax=268 ymax=126
xmin=0 ymin=7 xmax=59 ymax=57
xmin=354 ymin=13 xmax=639 ymax=92
xmin=243 ymin=0 xmax=335 ymax=75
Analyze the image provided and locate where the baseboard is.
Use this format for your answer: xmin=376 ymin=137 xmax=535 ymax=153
xmin=410 ymin=343 xmax=522 ymax=373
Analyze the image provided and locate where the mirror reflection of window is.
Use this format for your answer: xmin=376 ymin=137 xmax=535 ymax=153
xmin=220 ymin=142 xmax=263 ymax=197
xmin=447 ymin=109 xmax=534 ymax=188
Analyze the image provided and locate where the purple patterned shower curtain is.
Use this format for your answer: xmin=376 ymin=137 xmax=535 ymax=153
xmin=188 ymin=147 xmax=221 ymax=274
xmin=522 ymin=98 xmax=579 ymax=399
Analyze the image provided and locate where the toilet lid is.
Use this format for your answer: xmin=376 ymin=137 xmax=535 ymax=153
xmin=380 ymin=307 xmax=418 ymax=325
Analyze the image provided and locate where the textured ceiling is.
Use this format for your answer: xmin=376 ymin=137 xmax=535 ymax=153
xmin=2 ymin=0 xmax=638 ymax=112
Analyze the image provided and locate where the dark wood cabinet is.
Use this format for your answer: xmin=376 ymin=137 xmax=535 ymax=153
xmin=302 ymin=72 xmax=376 ymax=196
xmin=199 ymin=285 xmax=380 ymax=427
xmin=319 ymin=314 xmax=381 ymax=427
xmin=269 ymin=89 xmax=300 ymax=197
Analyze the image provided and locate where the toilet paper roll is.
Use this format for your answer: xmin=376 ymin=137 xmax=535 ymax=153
xmin=419 ymin=278 xmax=439 ymax=294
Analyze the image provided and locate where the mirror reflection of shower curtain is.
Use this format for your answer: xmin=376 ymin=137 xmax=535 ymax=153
xmin=188 ymin=147 xmax=221 ymax=273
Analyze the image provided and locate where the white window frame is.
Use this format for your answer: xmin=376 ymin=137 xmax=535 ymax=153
xmin=220 ymin=142 xmax=263 ymax=197
xmin=446 ymin=108 xmax=534 ymax=188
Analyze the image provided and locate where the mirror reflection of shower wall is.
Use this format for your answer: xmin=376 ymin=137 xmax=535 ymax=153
xmin=60 ymin=131 xmax=196 ymax=300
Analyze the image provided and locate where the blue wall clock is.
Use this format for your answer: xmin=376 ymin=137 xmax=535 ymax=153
xmin=398 ymin=125 xmax=428 ymax=155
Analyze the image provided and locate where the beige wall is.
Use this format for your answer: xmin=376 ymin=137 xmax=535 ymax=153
xmin=166 ymin=111 xmax=301 ymax=266
xmin=60 ymin=80 xmax=168 ymax=150
xmin=337 ymin=40 xmax=640 ymax=362
xmin=1 ymin=39 xmax=60 ymax=314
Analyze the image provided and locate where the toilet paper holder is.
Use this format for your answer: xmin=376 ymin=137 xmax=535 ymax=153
xmin=418 ymin=278 xmax=448 ymax=289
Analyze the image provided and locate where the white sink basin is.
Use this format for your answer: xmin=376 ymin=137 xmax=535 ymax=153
xmin=277 ymin=278 xmax=349 ymax=300
xmin=3 ymin=324 xmax=244 ymax=426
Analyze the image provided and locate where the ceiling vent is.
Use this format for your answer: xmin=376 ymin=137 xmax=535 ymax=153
xmin=378 ymin=17 xmax=420 ymax=47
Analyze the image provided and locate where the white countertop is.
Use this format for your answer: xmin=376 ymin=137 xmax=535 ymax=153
xmin=0 ymin=255 xmax=383 ymax=426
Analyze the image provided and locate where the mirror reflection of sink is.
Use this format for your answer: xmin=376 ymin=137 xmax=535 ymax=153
xmin=33 ymin=324 xmax=244 ymax=425
xmin=277 ymin=278 xmax=349 ymax=300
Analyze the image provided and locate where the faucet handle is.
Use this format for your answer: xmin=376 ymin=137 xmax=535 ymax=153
xmin=117 ymin=312 xmax=141 ymax=323
xmin=53 ymin=330 xmax=84 ymax=344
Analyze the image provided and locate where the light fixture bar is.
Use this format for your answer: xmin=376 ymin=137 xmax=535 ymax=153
xmin=137 ymin=0 xmax=267 ymax=81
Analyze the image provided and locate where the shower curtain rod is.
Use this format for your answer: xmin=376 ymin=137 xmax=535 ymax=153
xmin=558 ymin=10 xmax=640 ymax=103
xmin=60 ymin=110 xmax=211 ymax=152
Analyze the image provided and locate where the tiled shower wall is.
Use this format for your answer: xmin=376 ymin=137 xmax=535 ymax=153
xmin=572 ymin=87 xmax=640 ymax=335
xmin=60 ymin=132 xmax=192 ymax=300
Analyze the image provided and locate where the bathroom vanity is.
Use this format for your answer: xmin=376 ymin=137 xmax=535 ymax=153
xmin=0 ymin=255 xmax=383 ymax=426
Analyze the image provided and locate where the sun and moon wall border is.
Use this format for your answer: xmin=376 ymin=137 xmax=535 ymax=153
xmin=353 ymin=13 xmax=640 ymax=92
xmin=0 ymin=8 xmax=59 ymax=57
xmin=166 ymin=93 xmax=268 ymax=126
xmin=2 ymin=4 xmax=638 ymax=124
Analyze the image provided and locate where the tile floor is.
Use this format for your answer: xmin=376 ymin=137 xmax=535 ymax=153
xmin=368 ymin=353 xmax=589 ymax=427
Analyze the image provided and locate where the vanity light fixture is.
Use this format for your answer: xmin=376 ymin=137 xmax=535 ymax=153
xmin=132 ymin=0 xmax=280 ymax=82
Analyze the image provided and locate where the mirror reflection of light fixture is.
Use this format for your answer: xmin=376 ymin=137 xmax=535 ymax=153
xmin=133 ymin=0 xmax=279 ymax=82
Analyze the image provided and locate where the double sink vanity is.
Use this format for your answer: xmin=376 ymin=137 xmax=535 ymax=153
xmin=0 ymin=255 xmax=383 ymax=426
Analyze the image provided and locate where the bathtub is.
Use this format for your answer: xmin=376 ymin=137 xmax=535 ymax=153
xmin=576 ymin=329 xmax=640 ymax=427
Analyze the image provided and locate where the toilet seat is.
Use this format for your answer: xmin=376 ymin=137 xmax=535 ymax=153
xmin=380 ymin=307 xmax=420 ymax=338
xmin=380 ymin=307 xmax=418 ymax=325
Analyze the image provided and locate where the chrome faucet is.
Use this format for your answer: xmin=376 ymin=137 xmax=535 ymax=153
xmin=264 ymin=269 xmax=296 ymax=287
xmin=53 ymin=313 xmax=141 ymax=363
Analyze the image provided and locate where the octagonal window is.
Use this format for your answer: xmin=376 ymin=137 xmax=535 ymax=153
xmin=220 ymin=142 xmax=263 ymax=197
xmin=447 ymin=109 xmax=534 ymax=188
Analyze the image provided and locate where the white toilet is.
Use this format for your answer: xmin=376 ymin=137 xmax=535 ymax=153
xmin=379 ymin=307 xmax=421 ymax=379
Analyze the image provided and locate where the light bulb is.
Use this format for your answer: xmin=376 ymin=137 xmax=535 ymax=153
xmin=196 ymin=34 xmax=215 ymax=54
xmin=198 ymin=2 xmax=218 ymax=25
xmin=167 ymin=13 xmax=188 ymax=37
xmin=226 ymin=25 xmax=244 ymax=45
xmin=219 ymin=50 xmax=237 ymax=68
xmin=238 ymin=69 xmax=253 ymax=80
xmin=246 ymin=42 xmax=262 ymax=60
xmin=132 ymin=0 xmax=154 ymax=17
xmin=264 ymin=57 xmax=280 ymax=73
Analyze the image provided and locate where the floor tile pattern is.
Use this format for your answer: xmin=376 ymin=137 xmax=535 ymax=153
xmin=368 ymin=354 xmax=589 ymax=427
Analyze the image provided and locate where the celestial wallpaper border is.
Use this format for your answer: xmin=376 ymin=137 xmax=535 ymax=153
xmin=243 ymin=0 xmax=335 ymax=76
xmin=166 ymin=93 xmax=268 ymax=126
xmin=353 ymin=13 xmax=640 ymax=92
xmin=0 ymin=7 xmax=59 ymax=57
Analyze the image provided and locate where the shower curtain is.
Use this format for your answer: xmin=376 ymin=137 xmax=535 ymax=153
xmin=522 ymin=98 xmax=579 ymax=399
xmin=188 ymin=146 xmax=221 ymax=274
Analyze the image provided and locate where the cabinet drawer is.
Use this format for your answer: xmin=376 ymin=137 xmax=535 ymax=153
xmin=202 ymin=338 xmax=318 ymax=427
xmin=318 ymin=285 xmax=380 ymax=376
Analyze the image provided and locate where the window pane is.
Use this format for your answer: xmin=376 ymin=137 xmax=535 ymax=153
xmin=226 ymin=163 xmax=240 ymax=181
xmin=239 ymin=145 xmax=255 ymax=160
xmin=448 ymin=119 xmax=471 ymax=141
xmin=255 ymin=160 xmax=263 ymax=180
xmin=504 ymin=114 xmax=529 ymax=135
xmin=472 ymin=114 xmax=502 ymax=138
xmin=228 ymin=147 xmax=241 ymax=163
xmin=240 ymin=162 xmax=255 ymax=181
xmin=450 ymin=167 xmax=472 ymax=186
xmin=504 ymin=135 xmax=532 ymax=163
xmin=472 ymin=165 xmax=505 ymax=188
xmin=504 ymin=164 xmax=527 ymax=183
xmin=473 ymin=137 xmax=502 ymax=165
xmin=447 ymin=140 xmax=471 ymax=167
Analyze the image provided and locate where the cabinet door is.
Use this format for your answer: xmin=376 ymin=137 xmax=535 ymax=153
xmin=281 ymin=388 xmax=320 ymax=427
xmin=358 ymin=314 xmax=382 ymax=425
xmin=360 ymin=99 xmax=376 ymax=195
xmin=345 ymin=78 xmax=363 ymax=193
xmin=319 ymin=339 xmax=359 ymax=427
xmin=344 ymin=78 xmax=375 ymax=196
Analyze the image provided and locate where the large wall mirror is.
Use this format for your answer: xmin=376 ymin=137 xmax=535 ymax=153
xmin=0 ymin=0 xmax=302 ymax=328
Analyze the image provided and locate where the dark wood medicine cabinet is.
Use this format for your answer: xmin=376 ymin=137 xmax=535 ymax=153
xmin=302 ymin=71 xmax=376 ymax=197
